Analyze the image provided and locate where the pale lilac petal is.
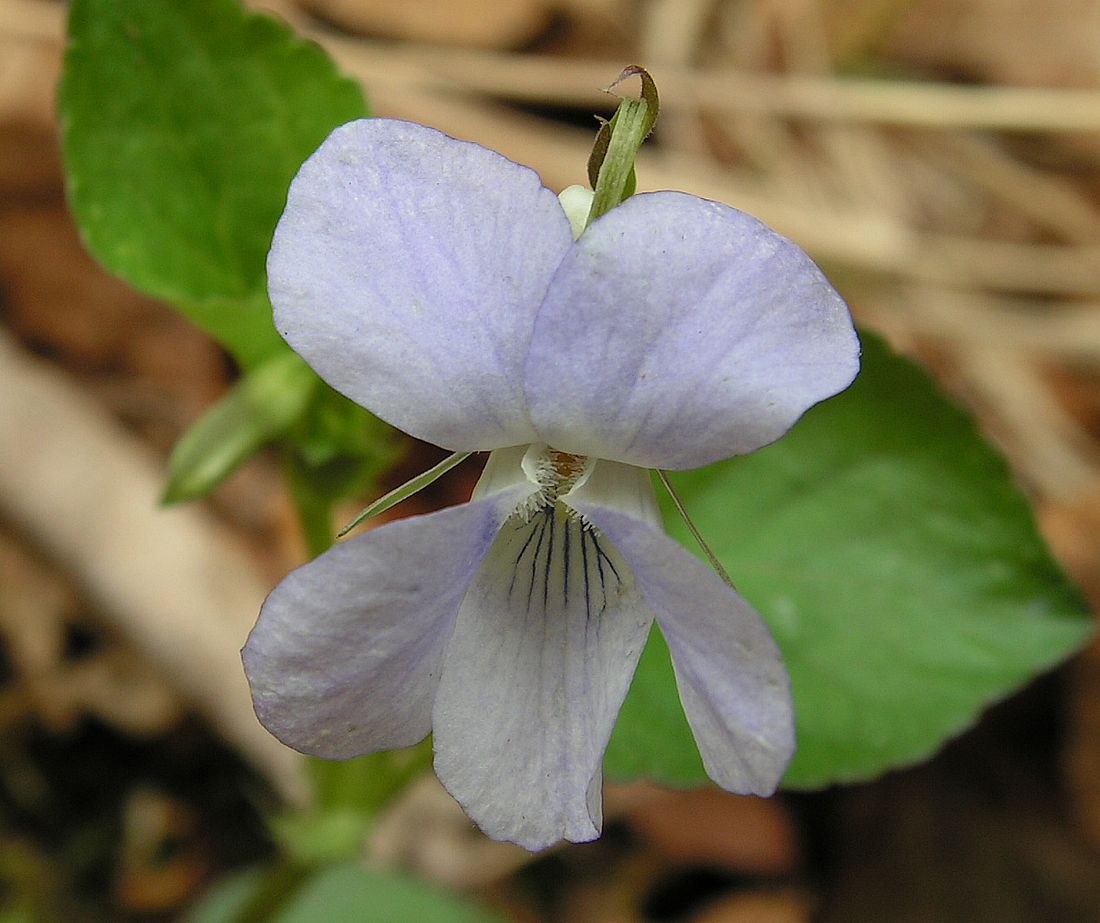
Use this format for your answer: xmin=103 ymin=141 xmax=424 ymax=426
xmin=243 ymin=488 xmax=527 ymax=758
xmin=269 ymin=119 xmax=573 ymax=450
xmin=469 ymin=445 xmax=532 ymax=500
xmin=572 ymin=503 xmax=795 ymax=795
xmin=525 ymin=191 xmax=860 ymax=469
xmin=564 ymin=456 xmax=663 ymax=528
xmin=432 ymin=505 xmax=653 ymax=850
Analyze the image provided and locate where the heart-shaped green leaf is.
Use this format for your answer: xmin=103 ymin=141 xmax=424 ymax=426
xmin=607 ymin=331 xmax=1091 ymax=788
xmin=60 ymin=0 xmax=367 ymax=367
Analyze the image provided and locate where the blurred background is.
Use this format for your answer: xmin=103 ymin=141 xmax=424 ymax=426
xmin=2 ymin=0 xmax=1100 ymax=919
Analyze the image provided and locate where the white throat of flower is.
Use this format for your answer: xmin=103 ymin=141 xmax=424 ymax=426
xmin=469 ymin=444 xmax=663 ymax=551
xmin=520 ymin=444 xmax=595 ymax=519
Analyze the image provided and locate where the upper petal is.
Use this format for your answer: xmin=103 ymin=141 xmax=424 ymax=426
xmin=242 ymin=487 xmax=526 ymax=758
xmin=432 ymin=502 xmax=653 ymax=850
xmin=571 ymin=502 xmax=795 ymax=795
xmin=524 ymin=191 xmax=860 ymax=469
xmin=268 ymin=119 xmax=573 ymax=450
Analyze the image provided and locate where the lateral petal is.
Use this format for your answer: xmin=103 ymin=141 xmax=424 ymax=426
xmin=571 ymin=503 xmax=796 ymax=795
xmin=432 ymin=505 xmax=653 ymax=850
xmin=269 ymin=119 xmax=573 ymax=450
xmin=525 ymin=191 xmax=860 ymax=469
xmin=243 ymin=488 xmax=527 ymax=758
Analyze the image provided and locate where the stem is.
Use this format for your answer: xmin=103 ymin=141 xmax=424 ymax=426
xmin=295 ymin=492 xmax=334 ymax=558
xmin=285 ymin=454 xmax=335 ymax=557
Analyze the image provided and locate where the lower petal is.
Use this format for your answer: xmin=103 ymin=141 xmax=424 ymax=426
xmin=432 ymin=504 xmax=653 ymax=850
xmin=243 ymin=489 xmax=525 ymax=758
xmin=572 ymin=503 xmax=795 ymax=795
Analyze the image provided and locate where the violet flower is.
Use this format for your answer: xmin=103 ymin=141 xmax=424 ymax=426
xmin=243 ymin=119 xmax=859 ymax=850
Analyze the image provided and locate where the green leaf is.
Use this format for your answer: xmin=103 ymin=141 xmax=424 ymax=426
xmin=188 ymin=861 xmax=502 ymax=923
xmin=186 ymin=868 xmax=267 ymax=923
xmin=604 ymin=626 xmax=705 ymax=784
xmin=274 ymin=864 xmax=502 ymax=923
xmin=295 ymin=388 xmax=390 ymax=469
xmin=291 ymin=386 xmax=403 ymax=501
xmin=607 ymin=331 xmax=1091 ymax=788
xmin=269 ymin=811 xmax=371 ymax=867
xmin=60 ymin=0 xmax=367 ymax=367
xmin=162 ymin=352 xmax=318 ymax=504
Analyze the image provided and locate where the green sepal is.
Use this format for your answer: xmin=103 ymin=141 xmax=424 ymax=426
xmin=337 ymin=451 xmax=473 ymax=538
xmin=585 ymin=65 xmax=659 ymax=227
xmin=162 ymin=352 xmax=319 ymax=505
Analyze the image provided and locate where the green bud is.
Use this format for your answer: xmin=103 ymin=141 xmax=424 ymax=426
xmin=585 ymin=65 xmax=660 ymax=228
xmin=161 ymin=350 xmax=317 ymax=504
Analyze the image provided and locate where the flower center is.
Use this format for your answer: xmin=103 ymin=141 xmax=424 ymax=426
xmin=521 ymin=444 xmax=594 ymax=506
